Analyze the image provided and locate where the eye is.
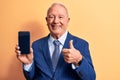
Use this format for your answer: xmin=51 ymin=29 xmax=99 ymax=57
xmin=59 ymin=16 xmax=64 ymax=19
xmin=47 ymin=15 xmax=54 ymax=19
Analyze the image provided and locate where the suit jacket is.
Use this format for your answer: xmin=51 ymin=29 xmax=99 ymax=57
xmin=23 ymin=32 xmax=96 ymax=80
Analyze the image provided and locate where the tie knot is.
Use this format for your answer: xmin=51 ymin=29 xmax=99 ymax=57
xmin=53 ymin=40 xmax=60 ymax=46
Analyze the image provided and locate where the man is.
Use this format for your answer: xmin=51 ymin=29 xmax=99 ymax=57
xmin=15 ymin=3 xmax=96 ymax=80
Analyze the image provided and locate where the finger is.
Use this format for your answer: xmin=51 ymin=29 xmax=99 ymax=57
xmin=62 ymin=49 xmax=70 ymax=53
xmin=16 ymin=43 xmax=18 ymax=46
xmin=16 ymin=50 xmax=21 ymax=54
xmin=17 ymin=52 xmax=21 ymax=56
xmin=15 ymin=44 xmax=20 ymax=50
xmin=16 ymin=51 xmax=21 ymax=58
xmin=30 ymin=48 xmax=33 ymax=53
xmin=28 ymin=48 xmax=34 ymax=58
xmin=64 ymin=57 xmax=72 ymax=64
xmin=69 ymin=40 xmax=74 ymax=49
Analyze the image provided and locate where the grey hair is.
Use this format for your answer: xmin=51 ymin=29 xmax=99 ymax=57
xmin=47 ymin=2 xmax=69 ymax=17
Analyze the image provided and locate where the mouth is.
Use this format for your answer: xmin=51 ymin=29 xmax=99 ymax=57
xmin=51 ymin=24 xmax=61 ymax=29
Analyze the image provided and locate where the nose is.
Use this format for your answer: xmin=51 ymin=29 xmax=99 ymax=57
xmin=53 ymin=17 xmax=59 ymax=24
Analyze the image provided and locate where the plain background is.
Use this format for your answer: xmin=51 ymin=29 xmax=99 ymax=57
xmin=0 ymin=0 xmax=120 ymax=80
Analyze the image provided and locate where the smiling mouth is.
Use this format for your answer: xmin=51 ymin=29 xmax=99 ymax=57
xmin=52 ymin=24 xmax=60 ymax=28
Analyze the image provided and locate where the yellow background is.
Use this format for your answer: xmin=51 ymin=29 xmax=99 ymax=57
xmin=0 ymin=0 xmax=120 ymax=80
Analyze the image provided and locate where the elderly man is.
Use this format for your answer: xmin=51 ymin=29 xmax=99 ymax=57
xmin=15 ymin=3 xmax=96 ymax=80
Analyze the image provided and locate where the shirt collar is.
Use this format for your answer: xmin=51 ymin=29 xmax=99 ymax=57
xmin=49 ymin=31 xmax=68 ymax=46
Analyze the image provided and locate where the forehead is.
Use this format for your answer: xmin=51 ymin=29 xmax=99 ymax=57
xmin=47 ymin=4 xmax=68 ymax=16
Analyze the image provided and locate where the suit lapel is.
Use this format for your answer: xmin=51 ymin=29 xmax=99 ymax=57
xmin=42 ymin=35 xmax=53 ymax=73
xmin=63 ymin=32 xmax=73 ymax=49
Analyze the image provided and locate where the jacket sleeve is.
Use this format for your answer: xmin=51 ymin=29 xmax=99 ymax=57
xmin=23 ymin=62 xmax=35 ymax=80
xmin=75 ymin=41 xmax=96 ymax=80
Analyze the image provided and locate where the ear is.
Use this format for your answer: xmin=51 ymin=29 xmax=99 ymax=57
xmin=45 ymin=17 xmax=48 ymax=21
xmin=68 ymin=17 xmax=70 ymax=22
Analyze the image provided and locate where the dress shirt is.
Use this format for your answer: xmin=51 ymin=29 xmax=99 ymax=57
xmin=48 ymin=31 xmax=68 ymax=58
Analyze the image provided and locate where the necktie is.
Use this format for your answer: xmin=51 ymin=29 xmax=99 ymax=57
xmin=52 ymin=40 xmax=60 ymax=71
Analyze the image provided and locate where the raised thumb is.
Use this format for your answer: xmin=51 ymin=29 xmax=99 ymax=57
xmin=69 ymin=40 xmax=74 ymax=49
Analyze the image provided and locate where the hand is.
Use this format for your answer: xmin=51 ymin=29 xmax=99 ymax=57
xmin=15 ymin=44 xmax=34 ymax=65
xmin=62 ymin=40 xmax=83 ymax=65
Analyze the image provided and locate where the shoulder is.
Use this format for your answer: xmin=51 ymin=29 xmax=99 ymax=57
xmin=32 ymin=34 xmax=49 ymax=46
xmin=68 ymin=33 xmax=89 ymax=52
xmin=68 ymin=33 xmax=89 ymax=45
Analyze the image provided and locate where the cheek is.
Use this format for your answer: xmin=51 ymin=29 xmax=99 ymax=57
xmin=46 ymin=19 xmax=53 ymax=24
xmin=62 ymin=20 xmax=69 ymax=27
xmin=47 ymin=21 xmax=51 ymax=25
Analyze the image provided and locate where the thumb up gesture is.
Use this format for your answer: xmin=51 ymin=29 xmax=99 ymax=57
xmin=62 ymin=40 xmax=83 ymax=65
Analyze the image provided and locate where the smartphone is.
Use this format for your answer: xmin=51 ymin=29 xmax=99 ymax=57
xmin=18 ymin=31 xmax=30 ymax=54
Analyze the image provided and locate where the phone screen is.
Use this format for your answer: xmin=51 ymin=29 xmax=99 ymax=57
xmin=18 ymin=31 xmax=30 ymax=54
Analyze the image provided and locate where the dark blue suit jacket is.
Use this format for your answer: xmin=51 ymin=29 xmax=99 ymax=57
xmin=23 ymin=32 xmax=96 ymax=80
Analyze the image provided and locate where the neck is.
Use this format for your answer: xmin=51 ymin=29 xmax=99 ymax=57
xmin=50 ymin=30 xmax=68 ymax=40
xmin=51 ymin=34 xmax=61 ymax=39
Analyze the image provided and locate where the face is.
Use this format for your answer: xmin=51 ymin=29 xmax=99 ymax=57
xmin=46 ymin=4 xmax=70 ymax=39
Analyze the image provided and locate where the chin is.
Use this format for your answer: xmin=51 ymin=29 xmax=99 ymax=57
xmin=51 ymin=31 xmax=61 ymax=36
xmin=53 ymin=32 xmax=60 ymax=35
